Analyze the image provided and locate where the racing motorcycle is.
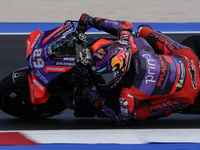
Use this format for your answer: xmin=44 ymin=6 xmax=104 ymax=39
xmin=0 ymin=20 xmax=119 ymax=119
xmin=0 ymin=20 xmax=200 ymax=121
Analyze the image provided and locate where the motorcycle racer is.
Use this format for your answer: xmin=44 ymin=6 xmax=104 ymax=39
xmin=77 ymin=13 xmax=200 ymax=125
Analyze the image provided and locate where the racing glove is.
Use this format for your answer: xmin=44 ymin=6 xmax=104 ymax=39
xmin=77 ymin=13 xmax=105 ymax=33
xmin=77 ymin=13 xmax=94 ymax=33
xmin=118 ymin=87 xmax=136 ymax=125
xmin=85 ymin=86 xmax=124 ymax=125
xmin=84 ymin=85 xmax=105 ymax=108
xmin=101 ymin=105 xmax=119 ymax=123
xmin=102 ymin=105 xmax=129 ymax=126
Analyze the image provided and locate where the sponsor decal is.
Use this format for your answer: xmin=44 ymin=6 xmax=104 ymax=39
xmin=13 ymin=71 xmax=26 ymax=78
xmin=43 ymin=47 xmax=49 ymax=58
xmin=55 ymin=61 xmax=75 ymax=66
xmin=149 ymin=32 xmax=176 ymax=52
xmin=31 ymin=34 xmax=41 ymax=49
xmin=42 ymin=26 xmax=65 ymax=44
xmin=34 ymin=32 xmax=44 ymax=49
xmin=53 ymin=25 xmax=73 ymax=39
xmin=27 ymin=41 xmax=31 ymax=56
xmin=35 ymin=32 xmax=45 ymax=48
xmin=35 ymin=71 xmax=48 ymax=85
xmin=94 ymin=48 xmax=106 ymax=59
xmin=44 ymin=66 xmax=72 ymax=73
xmin=26 ymin=30 xmax=42 ymax=59
xmin=149 ymin=99 xmax=180 ymax=112
xmin=156 ymin=55 xmax=166 ymax=87
xmin=111 ymin=47 xmax=126 ymax=70
xmin=120 ymin=106 xmax=130 ymax=121
xmin=63 ymin=56 xmax=76 ymax=61
xmin=142 ymin=53 xmax=156 ymax=84
xmin=176 ymin=58 xmax=185 ymax=88
xmin=33 ymin=79 xmax=44 ymax=91
xmin=185 ymin=56 xmax=197 ymax=89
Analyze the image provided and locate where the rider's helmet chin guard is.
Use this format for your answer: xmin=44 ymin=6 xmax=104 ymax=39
xmin=91 ymin=41 xmax=132 ymax=90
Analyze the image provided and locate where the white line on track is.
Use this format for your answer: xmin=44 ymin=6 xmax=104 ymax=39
xmin=1 ymin=129 xmax=199 ymax=144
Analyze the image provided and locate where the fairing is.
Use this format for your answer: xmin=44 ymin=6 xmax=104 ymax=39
xmin=26 ymin=25 xmax=76 ymax=104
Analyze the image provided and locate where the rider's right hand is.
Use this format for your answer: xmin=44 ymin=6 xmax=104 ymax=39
xmin=101 ymin=105 xmax=128 ymax=126
xmin=101 ymin=105 xmax=120 ymax=123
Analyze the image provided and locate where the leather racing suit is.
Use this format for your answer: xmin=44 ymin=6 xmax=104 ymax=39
xmin=78 ymin=13 xmax=200 ymax=125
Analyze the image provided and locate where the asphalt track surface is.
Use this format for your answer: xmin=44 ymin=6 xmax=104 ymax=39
xmin=1 ymin=33 xmax=200 ymax=130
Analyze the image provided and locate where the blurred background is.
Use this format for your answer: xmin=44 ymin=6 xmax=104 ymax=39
xmin=0 ymin=0 xmax=200 ymax=23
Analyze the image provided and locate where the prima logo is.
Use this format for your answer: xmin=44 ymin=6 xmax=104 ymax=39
xmin=142 ymin=53 xmax=156 ymax=84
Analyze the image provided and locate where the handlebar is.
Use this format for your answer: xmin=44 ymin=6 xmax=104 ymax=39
xmin=64 ymin=20 xmax=86 ymax=42
xmin=64 ymin=20 xmax=78 ymax=25
xmin=64 ymin=20 xmax=90 ymax=65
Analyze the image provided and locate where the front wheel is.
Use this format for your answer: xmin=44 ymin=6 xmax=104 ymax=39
xmin=0 ymin=68 xmax=67 ymax=119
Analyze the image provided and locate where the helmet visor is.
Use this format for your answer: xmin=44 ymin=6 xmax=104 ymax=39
xmin=94 ymin=71 xmax=120 ymax=86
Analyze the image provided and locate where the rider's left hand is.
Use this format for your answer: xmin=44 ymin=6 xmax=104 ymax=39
xmin=77 ymin=13 xmax=94 ymax=33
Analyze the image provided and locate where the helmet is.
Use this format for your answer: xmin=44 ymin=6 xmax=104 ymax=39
xmin=91 ymin=40 xmax=132 ymax=90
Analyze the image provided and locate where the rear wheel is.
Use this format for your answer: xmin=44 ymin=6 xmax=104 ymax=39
xmin=0 ymin=73 xmax=67 ymax=119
